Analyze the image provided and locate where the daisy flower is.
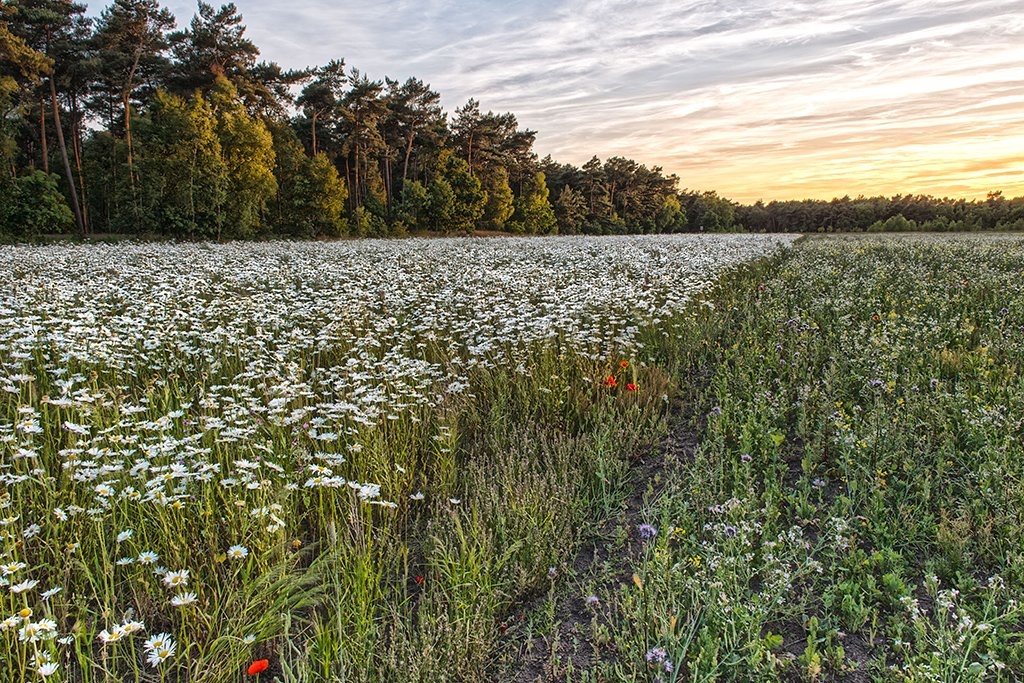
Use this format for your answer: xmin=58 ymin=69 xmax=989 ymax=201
xmin=37 ymin=662 xmax=59 ymax=677
xmin=137 ymin=551 xmax=159 ymax=565
xmin=171 ymin=592 xmax=198 ymax=607
xmin=145 ymin=638 xmax=176 ymax=667
xmin=10 ymin=579 xmax=39 ymax=594
xmin=144 ymin=632 xmax=173 ymax=651
xmin=162 ymin=569 xmax=189 ymax=589
xmin=227 ymin=545 xmax=249 ymax=560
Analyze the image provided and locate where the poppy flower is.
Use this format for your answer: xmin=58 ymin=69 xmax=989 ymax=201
xmin=872 ymin=315 xmax=879 ymax=321
xmin=619 ymin=360 xmax=629 ymax=369
xmin=626 ymin=383 xmax=638 ymax=392
xmin=414 ymin=575 xmax=424 ymax=585
xmin=603 ymin=376 xmax=617 ymax=388
xmin=247 ymin=660 xmax=269 ymax=676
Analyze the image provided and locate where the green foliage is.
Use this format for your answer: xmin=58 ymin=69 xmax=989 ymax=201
xmin=351 ymin=204 xmax=388 ymax=237
xmin=431 ymin=151 xmax=484 ymax=233
xmin=137 ymin=89 xmax=227 ymax=237
xmin=655 ymin=193 xmax=687 ymax=232
xmin=509 ymin=171 xmax=556 ymax=235
xmin=424 ymin=175 xmax=456 ymax=232
xmin=392 ymin=179 xmax=427 ymax=234
xmin=600 ymin=235 xmax=1024 ymax=680
xmin=685 ymin=190 xmax=735 ymax=232
xmin=0 ymin=3 xmax=53 ymax=94
xmin=269 ymin=123 xmax=348 ymax=237
xmin=0 ymin=170 xmax=74 ymax=235
xmin=734 ymin=192 xmax=1024 ymax=233
xmin=210 ymin=77 xmax=277 ymax=237
xmin=554 ymin=185 xmax=587 ymax=234
xmin=480 ymin=165 xmax=514 ymax=230
xmin=867 ymin=214 xmax=916 ymax=232
xmin=300 ymin=153 xmax=348 ymax=236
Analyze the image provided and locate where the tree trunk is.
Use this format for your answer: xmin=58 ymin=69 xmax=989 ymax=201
xmin=50 ymin=77 xmax=85 ymax=237
xmin=402 ymin=131 xmax=414 ymax=183
xmin=311 ymin=112 xmax=318 ymax=156
xmin=123 ymin=91 xmax=138 ymax=214
xmin=353 ymin=147 xmax=361 ymax=210
xmin=107 ymin=99 xmax=117 ymax=229
xmin=345 ymin=155 xmax=353 ymax=211
xmin=40 ymin=95 xmax=49 ymax=174
xmin=71 ymin=97 xmax=89 ymax=233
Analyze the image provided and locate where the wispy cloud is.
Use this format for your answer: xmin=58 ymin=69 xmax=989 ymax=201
xmin=96 ymin=0 xmax=1024 ymax=200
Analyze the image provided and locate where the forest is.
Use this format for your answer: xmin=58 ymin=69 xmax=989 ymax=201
xmin=2 ymin=0 xmax=1023 ymax=239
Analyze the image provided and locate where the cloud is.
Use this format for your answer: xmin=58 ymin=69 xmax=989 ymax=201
xmin=88 ymin=0 xmax=1024 ymax=200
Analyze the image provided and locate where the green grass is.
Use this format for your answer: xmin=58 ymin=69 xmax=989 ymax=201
xmin=8 ymin=233 xmax=1024 ymax=682
xmin=599 ymin=234 xmax=1024 ymax=682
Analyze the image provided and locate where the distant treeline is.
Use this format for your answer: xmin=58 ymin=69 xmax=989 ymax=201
xmin=1 ymin=0 xmax=1022 ymax=240
xmin=733 ymin=193 xmax=1024 ymax=233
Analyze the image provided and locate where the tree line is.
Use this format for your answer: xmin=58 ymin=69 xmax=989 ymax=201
xmin=734 ymin=193 xmax=1024 ymax=233
xmin=0 ymin=0 xmax=688 ymax=239
xmin=1 ymin=0 xmax=1021 ymax=240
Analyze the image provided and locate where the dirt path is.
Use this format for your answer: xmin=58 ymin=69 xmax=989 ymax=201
xmin=504 ymin=423 xmax=699 ymax=682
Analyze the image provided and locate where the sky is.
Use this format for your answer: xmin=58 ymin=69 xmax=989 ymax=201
xmin=87 ymin=0 xmax=1024 ymax=202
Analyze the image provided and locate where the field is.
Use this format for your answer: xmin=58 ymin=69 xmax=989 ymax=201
xmin=0 ymin=235 xmax=791 ymax=681
xmin=2 ymin=233 xmax=1023 ymax=682
xmin=597 ymin=234 xmax=1024 ymax=682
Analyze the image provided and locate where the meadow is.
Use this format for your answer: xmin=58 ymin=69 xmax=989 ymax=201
xmin=0 ymin=234 xmax=793 ymax=681
xmin=3 ymin=233 xmax=1022 ymax=682
xmin=592 ymin=234 xmax=1024 ymax=682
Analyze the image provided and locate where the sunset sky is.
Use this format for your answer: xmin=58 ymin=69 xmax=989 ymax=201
xmin=89 ymin=0 xmax=1024 ymax=202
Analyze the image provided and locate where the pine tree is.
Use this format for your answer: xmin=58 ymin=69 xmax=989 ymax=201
xmin=554 ymin=185 xmax=586 ymax=234
xmin=167 ymin=2 xmax=258 ymax=95
xmin=91 ymin=0 xmax=175 ymax=212
xmin=9 ymin=0 xmax=89 ymax=235
xmin=383 ymin=77 xmax=443 ymax=186
xmin=296 ymin=59 xmax=345 ymax=156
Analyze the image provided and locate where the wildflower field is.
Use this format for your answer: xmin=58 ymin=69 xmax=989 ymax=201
xmin=0 ymin=235 xmax=793 ymax=681
xmin=594 ymin=234 xmax=1024 ymax=682
xmin=3 ymin=233 xmax=1024 ymax=682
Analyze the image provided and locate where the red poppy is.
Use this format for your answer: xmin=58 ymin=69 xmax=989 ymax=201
xmin=247 ymin=660 xmax=269 ymax=676
xmin=872 ymin=315 xmax=879 ymax=321
xmin=414 ymin=575 xmax=424 ymax=585
xmin=626 ymin=383 xmax=638 ymax=392
xmin=603 ymin=376 xmax=617 ymax=388
xmin=619 ymin=360 xmax=629 ymax=369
